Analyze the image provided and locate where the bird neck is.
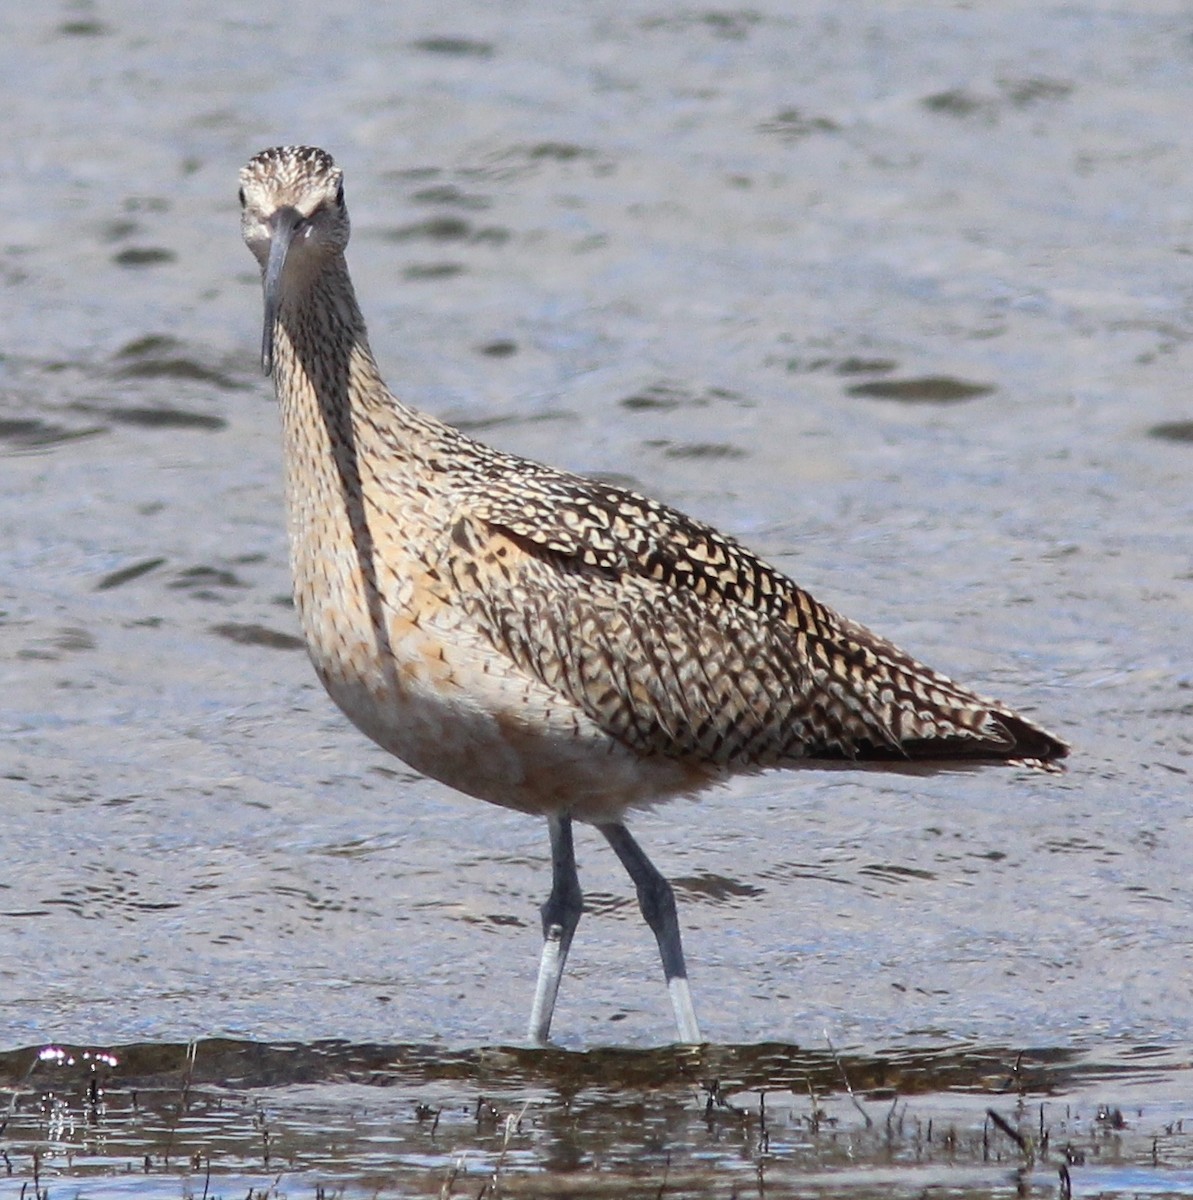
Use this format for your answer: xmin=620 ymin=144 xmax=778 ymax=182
xmin=267 ymin=254 xmax=405 ymax=698
xmin=268 ymin=251 xmax=414 ymax=568
xmin=270 ymin=253 xmax=393 ymax=432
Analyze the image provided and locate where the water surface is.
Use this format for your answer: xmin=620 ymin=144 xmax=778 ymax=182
xmin=1 ymin=2 xmax=1191 ymax=1195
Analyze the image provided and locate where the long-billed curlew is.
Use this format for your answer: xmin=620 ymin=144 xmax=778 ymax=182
xmin=238 ymin=145 xmax=1068 ymax=1045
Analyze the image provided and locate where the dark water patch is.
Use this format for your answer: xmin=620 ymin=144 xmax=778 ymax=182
xmin=757 ymin=108 xmax=841 ymax=141
xmin=100 ymin=218 xmax=140 ymax=242
xmin=859 ymin=863 xmax=937 ymax=885
xmin=621 ymin=382 xmax=745 ymax=411
xmin=109 ymin=334 xmax=248 ymax=392
xmin=104 ymin=405 xmax=226 ymax=430
xmin=0 ymin=416 xmax=106 ymax=451
xmin=106 ymin=336 xmax=246 ymax=391
xmin=122 ymin=195 xmax=170 ymax=215
xmin=0 ymin=1037 xmax=1184 ymax=1106
xmin=409 ymin=184 xmax=491 ymax=210
xmin=384 ymin=215 xmax=472 ymax=241
xmin=663 ymin=441 xmax=747 ymax=459
xmin=116 ymin=334 xmax=181 ymax=359
xmin=674 ymin=872 xmax=765 ymax=903
xmin=779 ymin=354 xmax=900 ymax=377
xmin=589 ymin=470 xmax=645 ymax=492
xmin=168 ymin=565 xmax=247 ymax=598
xmin=642 ymin=11 xmax=763 ymax=40
xmin=112 ymin=246 xmax=175 ymax=267
xmin=41 ymin=879 xmax=184 ymax=921
xmin=1042 ymin=835 xmax=1118 ymax=857
xmin=321 ymin=833 xmax=407 ymax=859
xmin=472 ymin=141 xmax=613 ymax=185
xmin=472 ymin=226 xmax=510 ymax=245
xmin=836 ymin=357 xmax=899 ymax=376
xmin=583 ymin=890 xmax=635 ymax=918
xmin=999 ymin=77 xmax=1073 ymax=108
xmin=1149 ymin=420 xmax=1193 ymax=443
xmin=448 ymin=409 xmax=577 ymax=432
xmin=924 ymin=79 xmax=1071 ymax=121
xmin=209 ymin=622 xmax=305 ymax=651
xmin=778 ymin=355 xmax=834 ymax=372
xmin=383 ymin=165 xmax=442 ymax=184
xmin=701 ymin=10 xmax=763 ymax=39
xmin=95 ymin=557 xmax=167 ymax=591
xmin=846 ymin=376 xmax=995 ymax=403
xmin=923 ymin=89 xmax=992 ymax=118
xmin=16 ymin=625 xmax=96 ymax=660
xmin=381 ymin=217 xmax=510 ymax=246
xmin=526 ymin=141 xmax=595 ymax=161
xmin=622 ymin=382 xmax=692 ymax=411
xmin=758 ymin=859 xmax=855 ymax=888
xmin=459 ymin=911 xmax=528 ymax=930
xmin=58 ymin=18 xmax=108 ymax=36
xmin=412 ymin=36 xmax=494 ymax=57
xmin=477 ymin=339 xmax=518 ymax=358
xmin=402 ymin=262 xmax=466 ymax=281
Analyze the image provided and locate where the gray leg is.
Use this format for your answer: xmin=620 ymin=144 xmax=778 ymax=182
xmin=597 ymin=822 xmax=703 ymax=1044
xmin=527 ymin=815 xmax=583 ymax=1045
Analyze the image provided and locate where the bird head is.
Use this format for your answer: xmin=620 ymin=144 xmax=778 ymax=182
xmin=239 ymin=145 xmax=349 ymax=375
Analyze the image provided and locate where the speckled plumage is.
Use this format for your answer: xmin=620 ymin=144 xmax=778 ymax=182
xmin=239 ymin=146 xmax=1068 ymax=1042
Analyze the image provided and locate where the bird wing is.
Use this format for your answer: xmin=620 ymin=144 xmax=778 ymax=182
xmin=445 ymin=468 xmax=1061 ymax=768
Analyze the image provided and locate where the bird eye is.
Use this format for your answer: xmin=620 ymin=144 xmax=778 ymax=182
xmin=238 ymin=187 xmax=246 ymax=207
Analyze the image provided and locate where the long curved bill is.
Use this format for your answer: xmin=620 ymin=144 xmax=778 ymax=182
xmin=261 ymin=206 xmax=304 ymax=376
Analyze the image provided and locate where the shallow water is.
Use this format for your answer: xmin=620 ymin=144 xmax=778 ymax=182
xmin=4 ymin=1037 xmax=1193 ymax=1198
xmin=1 ymin=1 xmax=1191 ymax=1195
